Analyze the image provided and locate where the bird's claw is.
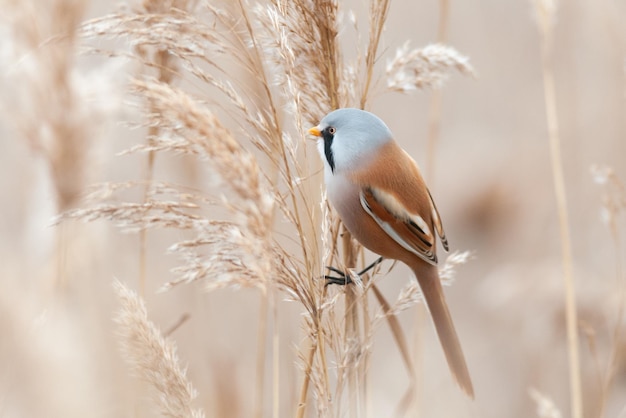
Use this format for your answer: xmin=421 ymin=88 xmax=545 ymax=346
xmin=324 ymin=274 xmax=353 ymax=287
xmin=322 ymin=257 xmax=384 ymax=287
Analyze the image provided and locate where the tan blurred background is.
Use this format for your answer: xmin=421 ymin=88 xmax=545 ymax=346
xmin=1 ymin=0 xmax=625 ymax=417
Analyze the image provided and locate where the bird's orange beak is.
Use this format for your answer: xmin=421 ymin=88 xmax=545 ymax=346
xmin=307 ymin=127 xmax=322 ymax=138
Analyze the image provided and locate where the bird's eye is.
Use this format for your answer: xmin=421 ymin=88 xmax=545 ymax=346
xmin=328 ymin=127 xmax=336 ymax=135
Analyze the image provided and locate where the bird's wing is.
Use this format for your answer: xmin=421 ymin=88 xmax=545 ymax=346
xmin=359 ymin=186 xmax=438 ymax=265
xmin=351 ymin=141 xmax=448 ymax=263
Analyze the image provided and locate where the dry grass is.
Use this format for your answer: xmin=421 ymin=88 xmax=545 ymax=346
xmin=114 ymin=279 xmax=205 ymax=418
xmin=534 ymin=1 xmax=582 ymax=417
xmin=1 ymin=0 xmax=625 ymax=417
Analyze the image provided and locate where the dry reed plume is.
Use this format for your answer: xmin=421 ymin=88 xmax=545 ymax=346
xmin=114 ymin=279 xmax=205 ymax=418
xmin=0 ymin=0 xmax=89 ymax=212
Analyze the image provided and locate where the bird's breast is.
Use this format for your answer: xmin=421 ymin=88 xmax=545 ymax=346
xmin=326 ymin=172 xmax=409 ymax=261
xmin=326 ymin=172 xmax=361 ymax=219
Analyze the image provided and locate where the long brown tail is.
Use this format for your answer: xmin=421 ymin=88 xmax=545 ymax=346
xmin=410 ymin=260 xmax=475 ymax=398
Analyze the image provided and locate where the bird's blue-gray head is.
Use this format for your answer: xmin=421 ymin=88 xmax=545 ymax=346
xmin=308 ymin=108 xmax=394 ymax=174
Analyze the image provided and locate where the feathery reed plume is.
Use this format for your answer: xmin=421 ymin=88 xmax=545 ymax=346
xmin=131 ymin=79 xmax=272 ymax=220
xmin=439 ymin=250 xmax=474 ymax=283
xmin=590 ymin=165 xmax=626 ymax=239
xmin=360 ymin=0 xmax=391 ymax=109
xmin=373 ymin=251 xmax=471 ymax=323
xmin=64 ymin=124 xmax=274 ymax=292
xmin=386 ymin=42 xmax=474 ymax=93
xmin=1 ymin=0 xmax=89 ymax=211
xmin=0 ymin=0 xmax=112 ymax=288
xmin=529 ymin=388 xmax=564 ymax=418
xmin=533 ymin=2 xmax=583 ymax=417
xmin=113 ymin=280 xmax=205 ymax=418
xmin=128 ymin=79 xmax=278 ymax=291
xmin=257 ymin=0 xmax=342 ymax=123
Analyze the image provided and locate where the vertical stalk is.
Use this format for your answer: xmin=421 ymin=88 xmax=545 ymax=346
xmin=425 ymin=0 xmax=449 ymax=182
xmin=138 ymin=47 xmax=176 ymax=296
xmin=361 ymin=271 xmax=372 ymax=418
xmin=295 ymin=340 xmax=317 ymax=418
xmin=254 ymin=288 xmax=268 ymax=418
xmin=138 ymin=148 xmax=155 ymax=296
xmin=342 ymin=226 xmax=360 ymax=418
xmin=537 ymin=9 xmax=583 ymax=418
xmin=596 ymin=176 xmax=625 ymax=418
xmin=272 ymin=288 xmax=280 ymax=418
xmin=55 ymin=222 xmax=69 ymax=288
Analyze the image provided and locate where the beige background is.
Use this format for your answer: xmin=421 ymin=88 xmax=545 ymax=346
xmin=1 ymin=0 xmax=625 ymax=417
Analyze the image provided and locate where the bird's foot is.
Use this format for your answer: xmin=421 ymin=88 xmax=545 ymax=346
xmin=323 ymin=257 xmax=384 ymax=287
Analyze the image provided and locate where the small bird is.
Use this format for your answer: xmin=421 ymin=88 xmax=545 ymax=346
xmin=308 ymin=108 xmax=474 ymax=398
